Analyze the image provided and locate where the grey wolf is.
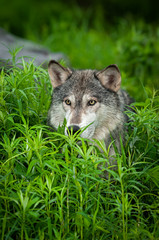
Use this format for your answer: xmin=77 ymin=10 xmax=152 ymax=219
xmin=47 ymin=60 xmax=133 ymax=156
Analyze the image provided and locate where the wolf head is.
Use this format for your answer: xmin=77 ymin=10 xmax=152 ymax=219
xmin=47 ymin=60 xmax=124 ymax=141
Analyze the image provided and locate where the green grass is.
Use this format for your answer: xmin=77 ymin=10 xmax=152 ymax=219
xmin=0 ymin=10 xmax=159 ymax=240
xmin=0 ymin=53 xmax=159 ymax=239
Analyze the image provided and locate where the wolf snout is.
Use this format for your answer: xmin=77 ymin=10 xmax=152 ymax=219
xmin=67 ymin=125 xmax=80 ymax=135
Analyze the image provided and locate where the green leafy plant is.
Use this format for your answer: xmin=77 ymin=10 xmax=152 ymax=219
xmin=0 ymin=18 xmax=159 ymax=239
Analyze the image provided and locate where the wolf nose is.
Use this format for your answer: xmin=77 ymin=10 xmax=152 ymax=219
xmin=67 ymin=125 xmax=80 ymax=135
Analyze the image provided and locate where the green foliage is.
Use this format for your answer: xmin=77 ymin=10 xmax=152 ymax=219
xmin=0 ymin=52 xmax=159 ymax=239
xmin=0 ymin=5 xmax=159 ymax=239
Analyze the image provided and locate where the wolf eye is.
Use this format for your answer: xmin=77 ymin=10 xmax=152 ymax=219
xmin=65 ymin=99 xmax=71 ymax=105
xmin=88 ymin=100 xmax=97 ymax=106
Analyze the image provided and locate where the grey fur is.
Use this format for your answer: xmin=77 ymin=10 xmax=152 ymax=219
xmin=47 ymin=61 xmax=134 ymax=156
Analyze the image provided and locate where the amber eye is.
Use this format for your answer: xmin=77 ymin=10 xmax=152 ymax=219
xmin=65 ymin=99 xmax=71 ymax=105
xmin=88 ymin=100 xmax=97 ymax=106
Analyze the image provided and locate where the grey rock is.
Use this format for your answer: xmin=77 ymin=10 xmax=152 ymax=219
xmin=0 ymin=28 xmax=67 ymax=68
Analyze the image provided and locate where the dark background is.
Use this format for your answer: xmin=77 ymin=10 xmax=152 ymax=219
xmin=0 ymin=0 xmax=159 ymax=38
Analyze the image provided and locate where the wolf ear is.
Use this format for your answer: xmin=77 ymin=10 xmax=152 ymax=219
xmin=96 ymin=64 xmax=121 ymax=92
xmin=48 ymin=60 xmax=72 ymax=88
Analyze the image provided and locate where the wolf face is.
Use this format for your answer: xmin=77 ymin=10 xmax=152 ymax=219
xmin=47 ymin=60 xmax=133 ymax=149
